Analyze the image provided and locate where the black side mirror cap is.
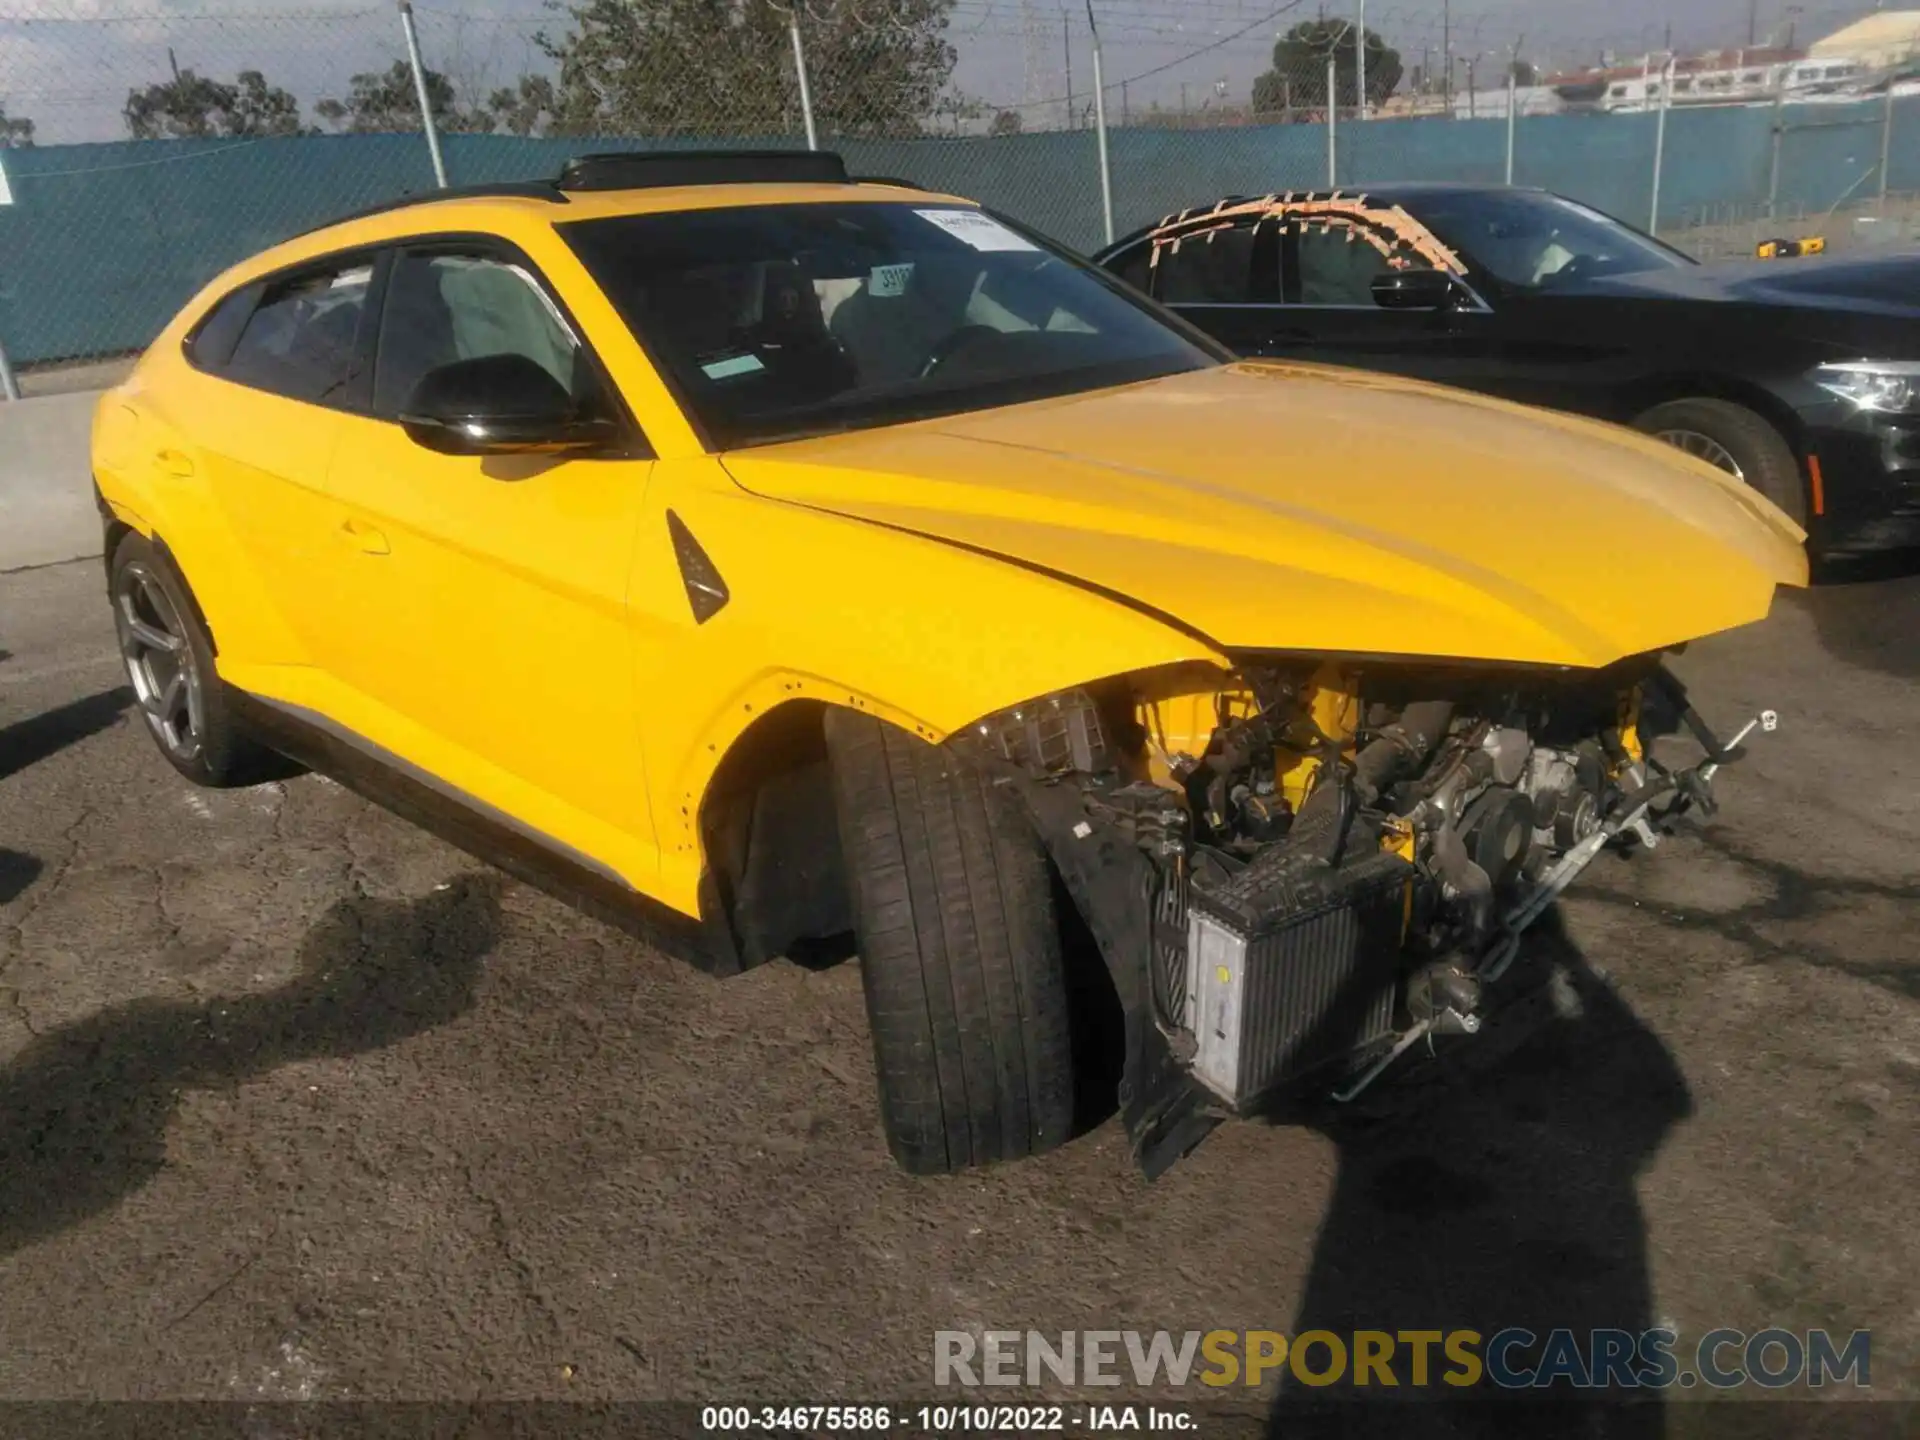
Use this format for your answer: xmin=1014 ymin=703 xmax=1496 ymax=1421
xmin=1370 ymin=269 xmax=1467 ymax=312
xmin=399 ymin=353 xmax=616 ymax=457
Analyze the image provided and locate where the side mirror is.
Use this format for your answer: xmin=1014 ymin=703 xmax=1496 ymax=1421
xmin=399 ymin=353 xmax=616 ymax=457
xmin=1370 ymin=269 xmax=1466 ymax=312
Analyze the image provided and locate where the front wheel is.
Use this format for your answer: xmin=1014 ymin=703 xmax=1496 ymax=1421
xmin=1632 ymin=397 xmax=1807 ymax=528
xmin=824 ymin=710 xmax=1076 ymax=1174
xmin=109 ymin=531 xmax=283 ymax=787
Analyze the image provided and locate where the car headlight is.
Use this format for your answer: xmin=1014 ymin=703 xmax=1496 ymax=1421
xmin=1812 ymin=360 xmax=1920 ymax=414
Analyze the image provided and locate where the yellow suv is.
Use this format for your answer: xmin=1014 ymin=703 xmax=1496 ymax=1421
xmin=93 ymin=151 xmax=1805 ymax=1177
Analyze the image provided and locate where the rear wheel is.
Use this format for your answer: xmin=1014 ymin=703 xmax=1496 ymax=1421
xmin=824 ymin=710 xmax=1076 ymax=1174
xmin=1632 ymin=397 xmax=1807 ymax=527
xmin=109 ymin=531 xmax=280 ymax=787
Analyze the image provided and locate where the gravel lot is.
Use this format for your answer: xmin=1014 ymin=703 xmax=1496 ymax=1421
xmin=1 ymin=553 xmax=1915 ymax=1431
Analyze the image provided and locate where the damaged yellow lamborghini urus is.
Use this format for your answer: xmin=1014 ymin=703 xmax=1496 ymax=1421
xmin=92 ymin=151 xmax=1806 ymax=1177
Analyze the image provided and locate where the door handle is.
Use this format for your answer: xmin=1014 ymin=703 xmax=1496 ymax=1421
xmin=155 ymin=449 xmax=196 ymax=477
xmin=340 ymin=518 xmax=390 ymax=556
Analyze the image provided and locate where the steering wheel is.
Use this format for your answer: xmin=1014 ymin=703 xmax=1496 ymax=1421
xmin=918 ymin=325 xmax=1004 ymax=379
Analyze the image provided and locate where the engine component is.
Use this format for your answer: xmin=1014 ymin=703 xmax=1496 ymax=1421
xmin=1461 ymin=787 xmax=1535 ymax=891
xmin=1185 ymin=845 xmax=1412 ymax=1111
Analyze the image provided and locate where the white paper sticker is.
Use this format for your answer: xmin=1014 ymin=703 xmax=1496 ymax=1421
xmin=868 ymin=263 xmax=914 ymax=297
xmin=915 ymin=208 xmax=1037 ymax=252
xmin=701 ymin=352 xmax=766 ymax=380
xmin=0 ymin=151 xmax=12 ymax=207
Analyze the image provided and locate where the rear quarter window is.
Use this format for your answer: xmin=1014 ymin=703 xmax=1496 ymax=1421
xmin=183 ymin=283 xmax=262 ymax=372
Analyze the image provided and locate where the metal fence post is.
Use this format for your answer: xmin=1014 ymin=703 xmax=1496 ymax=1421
xmin=0 ymin=334 xmax=19 ymax=402
xmin=1326 ymin=47 xmax=1338 ymax=186
xmin=1767 ymin=86 xmax=1785 ymax=220
xmin=1650 ymin=55 xmax=1673 ymax=232
xmin=787 ymin=6 xmax=819 ymax=151
xmin=1356 ymin=0 xmax=1367 ymax=119
xmin=1505 ymin=67 xmax=1517 ymax=183
xmin=1879 ymin=83 xmax=1895 ymax=213
xmin=1086 ymin=1 xmax=1114 ymax=245
xmin=397 ymin=0 xmax=448 ymax=189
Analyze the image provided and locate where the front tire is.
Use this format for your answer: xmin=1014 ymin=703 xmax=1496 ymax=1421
xmin=824 ymin=710 xmax=1076 ymax=1174
xmin=1632 ymin=397 xmax=1807 ymax=527
xmin=109 ymin=531 xmax=278 ymax=787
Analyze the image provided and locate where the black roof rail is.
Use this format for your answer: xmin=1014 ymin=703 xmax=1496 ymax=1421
xmin=288 ymin=151 xmax=863 ymax=245
xmin=852 ymin=174 xmax=924 ymax=190
xmin=557 ymin=148 xmax=849 ymax=191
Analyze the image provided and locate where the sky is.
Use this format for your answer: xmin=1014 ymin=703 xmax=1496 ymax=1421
xmin=0 ymin=0 xmax=1900 ymax=144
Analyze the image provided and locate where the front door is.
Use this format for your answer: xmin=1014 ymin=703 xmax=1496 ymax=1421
xmin=315 ymin=240 xmax=659 ymax=884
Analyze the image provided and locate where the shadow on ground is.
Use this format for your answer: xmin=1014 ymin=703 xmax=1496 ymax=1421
xmin=0 ymin=848 xmax=43 ymax=905
xmin=1268 ymin=913 xmax=1689 ymax=1438
xmin=0 ymin=687 xmax=135 ymax=782
xmin=0 ymin=874 xmax=501 ymax=1262
xmin=1800 ymin=553 xmax=1920 ymax=680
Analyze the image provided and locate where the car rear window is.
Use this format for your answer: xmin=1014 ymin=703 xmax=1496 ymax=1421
xmin=562 ymin=202 xmax=1220 ymax=449
xmin=224 ymin=260 xmax=375 ymax=406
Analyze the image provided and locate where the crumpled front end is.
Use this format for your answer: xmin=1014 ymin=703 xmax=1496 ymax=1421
xmin=951 ymin=654 xmax=1774 ymax=1177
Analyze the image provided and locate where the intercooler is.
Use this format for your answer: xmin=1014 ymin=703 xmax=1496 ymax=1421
xmin=1183 ymin=847 xmax=1413 ymax=1110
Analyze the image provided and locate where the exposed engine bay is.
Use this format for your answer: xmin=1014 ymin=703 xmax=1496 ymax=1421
xmin=956 ymin=655 xmax=1776 ymax=1173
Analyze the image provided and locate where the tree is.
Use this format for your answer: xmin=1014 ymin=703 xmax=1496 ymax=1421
xmin=989 ymin=107 xmax=1022 ymax=136
xmin=536 ymin=0 xmax=958 ymax=138
xmin=0 ymin=99 xmax=31 ymax=148
xmin=487 ymin=73 xmax=557 ymax=137
xmin=124 ymin=67 xmax=304 ymax=139
xmin=1251 ymin=21 xmax=1401 ymax=114
xmin=317 ymin=61 xmax=491 ymax=134
xmin=1509 ymin=59 xmax=1539 ymax=87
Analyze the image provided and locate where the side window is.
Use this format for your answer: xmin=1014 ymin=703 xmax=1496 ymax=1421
xmin=1104 ymin=242 xmax=1152 ymax=294
xmin=1154 ymin=223 xmax=1258 ymax=304
xmin=374 ymin=250 xmax=590 ymax=416
xmin=1292 ymin=222 xmax=1431 ymax=306
xmin=224 ymin=260 xmax=374 ymax=404
xmin=184 ymin=282 xmax=261 ymax=373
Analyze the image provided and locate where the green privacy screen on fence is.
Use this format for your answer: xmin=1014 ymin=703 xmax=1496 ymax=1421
xmin=1 ymin=100 xmax=1915 ymax=367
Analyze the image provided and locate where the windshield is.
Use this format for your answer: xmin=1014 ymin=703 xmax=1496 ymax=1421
xmin=1412 ymin=190 xmax=1693 ymax=290
xmin=562 ymin=202 xmax=1220 ymax=448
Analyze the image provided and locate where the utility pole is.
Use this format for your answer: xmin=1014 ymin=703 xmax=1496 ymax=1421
xmin=1747 ymin=0 xmax=1759 ymax=47
xmin=167 ymin=46 xmax=181 ymax=82
xmin=1443 ymin=0 xmax=1453 ymax=115
xmin=1465 ymin=56 xmax=1477 ymax=118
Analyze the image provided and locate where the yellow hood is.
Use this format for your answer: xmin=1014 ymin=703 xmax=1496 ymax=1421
xmin=722 ymin=362 xmax=1808 ymax=669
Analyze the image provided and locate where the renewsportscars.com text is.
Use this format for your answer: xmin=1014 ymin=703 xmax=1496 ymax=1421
xmin=933 ymin=1327 xmax=1871 ymax=1391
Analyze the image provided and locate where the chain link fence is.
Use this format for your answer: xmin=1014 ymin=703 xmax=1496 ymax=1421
xmin=1 ymin=0 xmax=1918 ymax=384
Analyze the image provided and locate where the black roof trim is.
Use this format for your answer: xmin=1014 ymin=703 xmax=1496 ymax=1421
xmin=851 ymin=174 xmax=924 ymax=190
xmin=557 ymin=148 xmax=849 ymax=191
xmin=287 ymin=151 xmax=862 ymax=245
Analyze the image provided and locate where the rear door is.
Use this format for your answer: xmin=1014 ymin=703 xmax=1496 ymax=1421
xmin=164 ymin=252 xmax=380 ymax=673
xmin=314 ymin=237 xmax=660 ymax=883
xmin=1271 ymin=209 xmax=1496 ymax=385
xmin=1142 ymin=214 xmax=1285 ymax=356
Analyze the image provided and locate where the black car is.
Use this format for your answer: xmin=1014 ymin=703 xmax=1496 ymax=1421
xmin=1093 ymin=184 xmax=1920 ymax=556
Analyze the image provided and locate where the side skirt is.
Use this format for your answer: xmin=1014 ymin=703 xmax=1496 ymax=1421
xmin=228 ymin=690 xmax=744 ymax=976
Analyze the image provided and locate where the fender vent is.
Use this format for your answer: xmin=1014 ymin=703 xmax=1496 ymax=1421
xmin=667 ymin=511 xmax=730 ymax=624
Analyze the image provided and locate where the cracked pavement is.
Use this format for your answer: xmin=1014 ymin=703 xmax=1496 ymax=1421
xmin=0 ymin=555 xmax=1915 ymax=1410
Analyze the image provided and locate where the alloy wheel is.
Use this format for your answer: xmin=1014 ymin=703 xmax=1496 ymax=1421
xmin=1656 ymin=428 xmax=1745 ymax=481
xmin=114 ymin=560 xmax=206 ymax=764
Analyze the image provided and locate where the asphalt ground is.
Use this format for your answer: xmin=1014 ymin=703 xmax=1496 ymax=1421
xmin=1 ymin=553 xmax=1915 ymax=1433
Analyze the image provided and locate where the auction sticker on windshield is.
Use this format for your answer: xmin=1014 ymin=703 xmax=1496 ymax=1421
xmin=916 ymin=208 xmax=1037 ymax=252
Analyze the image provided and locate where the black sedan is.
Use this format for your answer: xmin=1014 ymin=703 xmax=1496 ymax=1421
xmin=1093 ymin=184 xmax=1920 ymax=556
